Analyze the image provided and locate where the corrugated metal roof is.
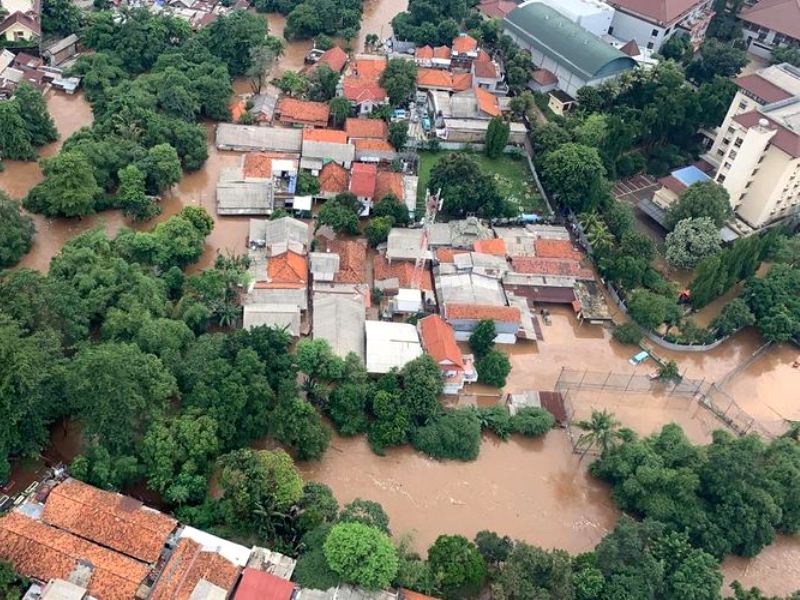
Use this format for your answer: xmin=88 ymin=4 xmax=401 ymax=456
xmin=215 ymin=124 xmax=303 ymax=152
xmin=313 ymin=293 xmax=365 ymax=359
xmin=504 ymin=3 xmax=636 ymax=80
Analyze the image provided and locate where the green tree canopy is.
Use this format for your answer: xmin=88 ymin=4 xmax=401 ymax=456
xmin=666 ymin=181 xmax=732 ymax=229
xmin=665 ymin=217 xmax=722 ymax=270
xmin=25 ymin=151 xmax=101 ymax=217
xmin=428 ymin=534 xmax=487 ymax=599
xmin=0 ymin=195 xmax=35 ymax=267
xmin=323 ymin=522 xmax=400 ymax=590
xmin=379 ymin=58 xmax=417 ymax=106
xmin=540 ymin=143 xmax=608 ymax=212
xmin=476 ymin=349 xmax=511 ymax=388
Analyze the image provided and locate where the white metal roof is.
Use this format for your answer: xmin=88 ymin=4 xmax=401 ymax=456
xmin=179 ymin=526 xmax=251 ymax=567
xmin=243 ymin=304 xmax=301 ymax=336
xmin=365 ymin=320 xmax=422 ymax=373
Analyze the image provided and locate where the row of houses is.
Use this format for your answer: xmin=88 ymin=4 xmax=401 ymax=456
xmin=0 ymin=476 xmax=435 ymax=600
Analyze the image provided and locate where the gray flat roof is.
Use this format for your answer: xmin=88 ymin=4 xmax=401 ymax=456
xmin=215 ymin=124 xmax=303 ymax=152
xmin=313 ymin=293 xmax=365 ymax=360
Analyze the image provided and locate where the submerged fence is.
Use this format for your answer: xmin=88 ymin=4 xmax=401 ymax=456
xmin=554 ymin=367 xmax=708 ymax=397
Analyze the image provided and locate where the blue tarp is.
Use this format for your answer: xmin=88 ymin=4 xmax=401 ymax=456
xmin=672 ymin=165 xmax=711 ymax=188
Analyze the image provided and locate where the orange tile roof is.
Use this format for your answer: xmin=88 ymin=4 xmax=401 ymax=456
xmin=265 ymin=250 xmax=308 ymax=288
xmin=417 ymin=68 xmax=454 ymax=89
xmin=329 ymin=240 xmax=366 ymax=283
xmin=419 ymin=314 xmax=464 ymax=368
xmin=276 ymin=97 xmax=329 ymax=126
xmin=415 ymin=45 xmax=434 ymax=59
xmin=374 ymin=171 xmax=404 ymax=201
xmin=452 ymin=72 xmax=473 ymax=92
xmin=303 ymin=128 xmax=349 ymax=144
xmin=476 ymin=48 xmax=491 ymax=63
xmin=473 ymin=238 xmax=506 ymax=256
xmin=354 ymin=138 xmax=394 ymax=152
xmin=452 ymin=34 xmax=478 ymax=54
xmin=512 ymin=256 xmax=593 ymax=278
xmin=445 ymin=303 xmax=520 ymax=322
xmin=345 ymin=118 xmax=387 ymax=139
xmin=343 ymin=78 xmax=387 ymax=103
xmin=235 ymin=568 xmax=296 ymax=600
xmin=433 ymin=45 xmax=451 ymax=59
xmin=150 ymin=538 xmax=240 ymax=600
xmin=475 ymin=87 xmax=501 ymax=116
xmin=402 ymin=590 xmax=440 ymax=600
xmin=243 ymin=153 xmax=272 ymax=178
xmin=435 ymin=247 xmax=468 ymax=263
xmin=0 ymin=512 xmax=149 ymax=600
xmin=373 ymin=254 xmax=433 ymax=290
xmin=42 ymin=479 xmax=176 ymax=564
xmin=474 ymin=60 xmax=497 ymax=79
xmin=319 ymin=161 xmax=349 ymax=195
xmin=353 ymin=58 xmax=386 ymax=79
xmin=349 ymin=162 xmax=377 ymax=198
xmin=534 ymin=238 xmax=582 ymax=260
xmin=318 ymin=46 xmax=348 ymax=72
xmin=230 ymin=99 xmax=246 ymax=122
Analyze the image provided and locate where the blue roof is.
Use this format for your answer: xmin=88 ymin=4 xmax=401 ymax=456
xmin=672 ymin=166 xmax=711 ymax=188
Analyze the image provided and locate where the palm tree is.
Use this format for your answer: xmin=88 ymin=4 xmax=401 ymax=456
xmin=575 ymin=409 xmax=622 ymax=461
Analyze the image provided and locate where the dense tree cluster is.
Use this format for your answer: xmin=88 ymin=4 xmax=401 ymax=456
xmin=391 ymin=0 xmax=466 ymax=46
xmin=25 ymin=10 xmax=270 ymax=218
xmin=0 ymin=83 xmax=58 ymax=161
xmin=252 ymin=0 xmax=362 ymax=40
xmin=0 ymin=194 xmax=35 ymax=267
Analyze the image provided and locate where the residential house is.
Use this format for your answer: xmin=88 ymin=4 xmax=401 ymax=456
xmin=704 ymin=63 xmax=800 ymax=230
xmin=342 ymin=57 xmax=388 ymax=116
xmin=327 ymin=239 xmax=367 ymax=285
xmin=216 ymin=153 xmax=299 ymax=215
xmin=442 ymin=303 xmax=521 ymax=343
xmin=428 ymin=88 xmax=501 ymax=121
xmin=301 ymin=128 xmax=355 ymax=171
xmin=313 ymin=293 xmax=366 ymax=360
xmin=349 ymin=162 xmax=378 ymax=212
xmin=451 ymin=252 xmax=510 ymax=278
xmin=274 ymin=97 xmax=330 ymax=128
xmin=386 ymin=228 xmax=433 ymax=262
xmin=149 ymin=536 xmax=241 ymax=600
xmin=529 ymin=67 xmax=559 ymax=93
xmin=477 ymin=0 xmax=518 ymax=19
xmin=442 ymin=118 xmax=527 ymax=144
xmin=451 ymin=33 xmax=480 ymax=67
xmin=43 ymin=33 xmax=79 ymax=66
xmin=248 ymin=90 xmax=280 ymax=125
xmin=605 ymin=0 xmax=715 ymax=51
xmin=0 ymin=0 xmax=39 ymax=44
xmin=354 ymin=138 xmax=397 ymax=162
xmin=318 ymin=160 xmax=349 ymax=197
xmin=510 ymin=256 xmax=595 ymax=279
xmin=345 ymin=117 xmax=388 ymax=140
xmin=648 ymin=164 xmax=714 ymax=216
xmin=234 ymin=569 xmax=297 ymax=600
xmin=315 ymin=46 xmax=348 ymax=73
xmin=374 ymin=170 xmax=404 ymax=202
xmin=530 ymin=0 xmax=614 ymax=37
xmin=418 ymin=314 xmax=477 ymax=394
xmin=373 ymin=253 xmax=436 ymax=305
xmin=472 ymin=58 xmax=507 ymax=94
xmin=473 ymin=238 xmax=507 ymax=256
xmin=739 ymin=0 xmax=800 ymax=60
xmin=503 ymin=2 xmax=637 ymax=97
xmin=416 ymin=68 xmax=473 ymax=92
xmin=216 ymin=124 xmax=303 ymax=153
xmin=414 ymin=45 xmax=452 ymax=69
xmin=248 ymin=216 xmax=309 ymax=252
xmin=309 ymin=251 xmax=340 ymax=282
xmin=242 ymin=303 xmax=301 ymax=336
xmin=548 ymin=89 xmax=577 ymax=116
xmin=365 ymin=321 xmax=423 ymax=374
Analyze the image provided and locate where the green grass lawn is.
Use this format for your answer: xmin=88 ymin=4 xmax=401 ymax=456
xmin=416 ymin=151 xmax=546 ymax=216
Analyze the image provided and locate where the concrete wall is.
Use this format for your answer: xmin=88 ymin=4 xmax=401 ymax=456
xmin=706 ymin=90 xmax=766 ymax=170
xmin=609 ymin=10 xmax=667 ymax=51
xmin=737 ymin=147 xmax=799 ymax=227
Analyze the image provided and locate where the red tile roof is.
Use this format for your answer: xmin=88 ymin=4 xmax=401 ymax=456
xmin=532 ymin=68 xmax=558 ymax=86
xmin=607 ymin=0 xmax=705 ymax=25
xmin=435 ymin=248 xmax=468 ymax=263
xmin=539 ymin=390 xmax=567 ymax=423
xmin=329 ymin=240 xmax=367 ymax=283
xmin=452 ymin=72 xmax=473 ymax=92
xmin=343 ymin=79 xmax=387 ymax=103
xmin=473 ymin=238 xmax=506 ymax=256
xmin=620 ymin=39 xmax=641 ymax=57
xmin=415 ymin=45 xmax=434 ymax=59
xmin=534 ymin=238 xmax=582 ymax=260
xmin=303 ymin=128 xmax=349 ymax=144
xmin=475 ymin=87 xmax=501 ymax=117
xmin=733 ymin=110 xmax=800 ymax=158
xmin=417 ymin=68 xmax=455 ymax=89
xmin=658 ymin=174 xmax=688 ymax=195
xmin=0 ymin=11 xmax=40 ymax=36
xmin=265 ymin=250 xmax=308 ymax=288
xmin=433 ymin=46 xmax=451 ymax=59
xmin=735 ymin=73 xmax=795 ymax=104
xmin=230 ymin=99 xmax=246 ymax=122
xmin=739 ymin=0 xmax=800 ymax=39
xmin=41 ymin=479 xmax=176 ymax=564
xmin=349 ymin=162 xmax=377 ymax=198
xmin=473 ymin=60 xmax=498 ymax=79
xmin=374 ymin=254 xmax=433 ymax=290
xmin=353 ymin=58 xmax=386 ymax=79
xmin=346 ymin=118 xmax=388 ymax=139
xmin=319 ymin=161 xmax=349 ymax=195
xmin=318 ymin=46 xmax=348 ymax=72
xmin=150 ymin=538 xmax=240 ymax=600
xmin=0 ymin=512 xmax=149 ymax=600
xmin=354 ymin=138 xmax=394 ymax=152
xmin=243 ymin=153 xmax=274 ymax=178
xmin=234 ymin=568 xmax=295 ymax=600
xmin=476 ymin=48 xmax=492 ymax=63
xmin=419 ymin=314 xmax=464 ymax=369
xmin=445 ymin=303 xmax=521 ymax=322
xmin=511 ymin=257 xmax=594 ymax=279
xmin=452 ymin=34 xmax=478 ymax=54
xmin=276 ymin=97 xmax=329 ymax=126
xmin=374 ymin=171 xmax=404 ymax=201
xmin=477 ymin=0 xmax=517 ymax=18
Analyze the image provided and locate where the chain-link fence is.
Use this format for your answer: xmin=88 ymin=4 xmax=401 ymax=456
xmin=555 ymin=367 xmax=708 ymax=397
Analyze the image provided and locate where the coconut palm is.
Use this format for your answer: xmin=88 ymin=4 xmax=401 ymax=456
xmin=575 ymin=409 xmax=622 ymax=461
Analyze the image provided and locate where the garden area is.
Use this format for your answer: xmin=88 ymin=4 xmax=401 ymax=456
xmin=416 ymin=150 xmax=546 ymax=216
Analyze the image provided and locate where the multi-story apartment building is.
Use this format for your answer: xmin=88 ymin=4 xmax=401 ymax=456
xmin=605 ymin=0 xmax=715 ymax=51
xmin=705 ymin=63 xmax=800 ymax=230
xmin=738 ymin=0 xmax=800 ymax=61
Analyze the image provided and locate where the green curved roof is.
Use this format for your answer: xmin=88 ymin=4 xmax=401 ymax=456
xmin=503 ymin=3 xmax=637 ymax=80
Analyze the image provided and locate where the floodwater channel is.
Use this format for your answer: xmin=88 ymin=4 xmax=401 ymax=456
xmin=3 ymin=4 xmax=800 ymax=590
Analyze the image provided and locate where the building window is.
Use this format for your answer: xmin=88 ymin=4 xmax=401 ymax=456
xmin=724 ymin=162 xmax=732 ymax=169
xmin=722 ymin=138 xmax=731 ymax=146
xmin=718 ymin=175 xmax=726 ymax=183
xmin=727 ymin=126 xmax=735 ymax=134
xmin=746 ymin=181 xmax=753 ymax=189
xmin=608 ymin=26 xmax=614 ymax=35
xmin=651 ymin=28 xmax=659 ymax=37
xmin=716 ymin=149 xmax=725 ymax=156
xmin=734 ymin=138 xmax=743 ymax=147
xmin=739 ymin=101 xmax=748 ymax=110
xmin=647 ymin=41 xmax=654 ymax=49
xmin=730 ymin=150 xmax=737 ymax=159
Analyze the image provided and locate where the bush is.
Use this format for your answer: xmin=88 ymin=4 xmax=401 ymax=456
xmin=411 ymin=409 xmax=482 ymax=461
xmin=476 ymin=406 xmax=513 ymax=440
xmin=511 ymin=407 xmax=554 ymax=437
xmin=612 ymin=322 xmax=642 ymax=345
